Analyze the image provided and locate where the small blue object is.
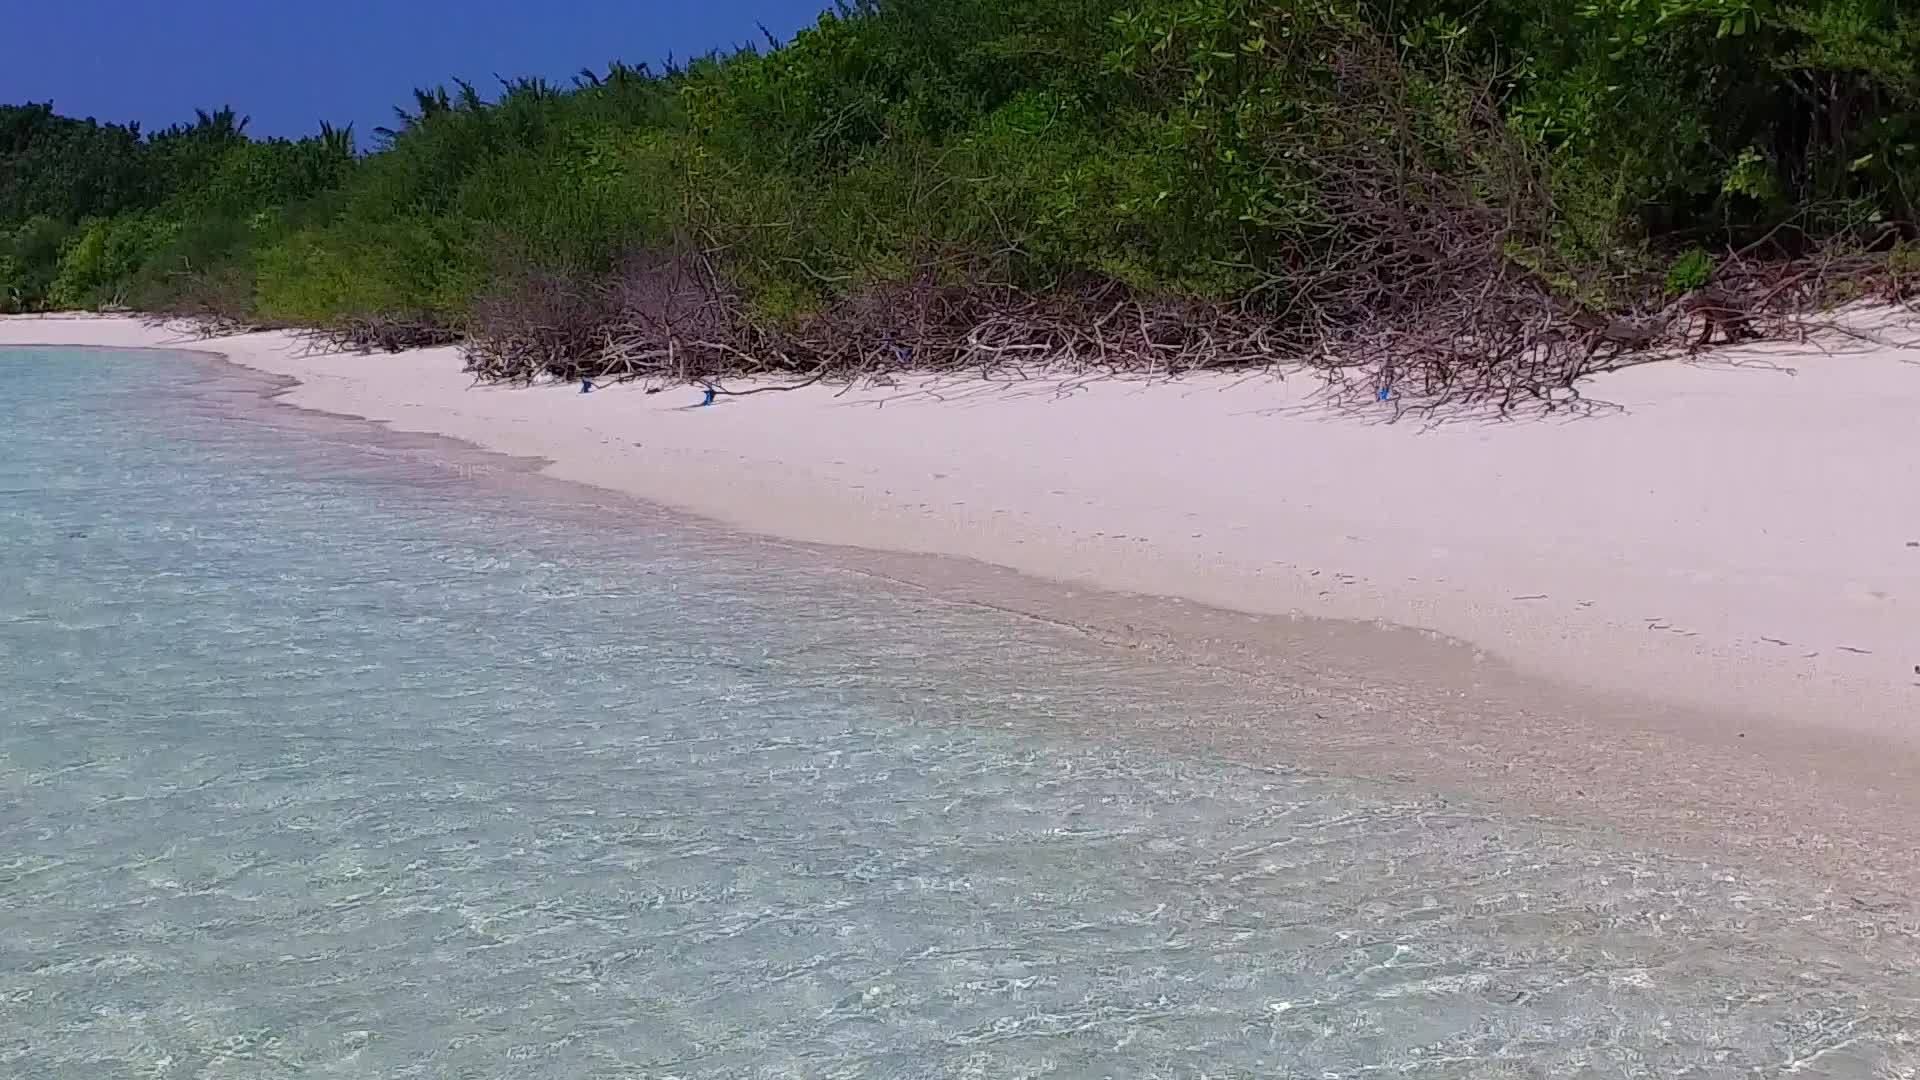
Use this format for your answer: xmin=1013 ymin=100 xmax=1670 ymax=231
xmin=1376 ymin=387 xmax=1392 ymax=402
xmin=580 ymin=378 xmax=595 ymax=394
xmin=700 ymin=387 xmax=718 ymax=407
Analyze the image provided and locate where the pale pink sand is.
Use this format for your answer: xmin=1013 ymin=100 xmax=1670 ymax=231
xmin=7 ymin=314 xmax=1917 ymax=737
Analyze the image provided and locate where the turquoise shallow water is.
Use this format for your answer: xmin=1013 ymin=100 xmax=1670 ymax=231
xmin=2 ymin=346 xmax=1918 ymax=1078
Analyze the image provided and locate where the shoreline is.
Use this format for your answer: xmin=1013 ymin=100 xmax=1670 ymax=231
xmin=9 ymin=314 xmax=1920 ymax=882
xmin=7 ymin=314 xmax=1915 ymax=731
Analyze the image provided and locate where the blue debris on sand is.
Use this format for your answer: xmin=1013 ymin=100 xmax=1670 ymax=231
xmin=700 ymin=387 xmax=718 ymax=407
xmin=1376 ymin=387 xmax=1392 ymax=402
xmin=580 ymin=378 xmax=595 ymax=394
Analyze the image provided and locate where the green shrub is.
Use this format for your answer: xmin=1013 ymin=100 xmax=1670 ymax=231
xmin=1665 ymin=248 xmax=1714 ymax=296
xmin=47 ymin=213 xmax=176 ymax=308
xmin=0 ymin=254 xmax=22 ymax=312
xmin=6 ymin=215 xmax=73 ymax=309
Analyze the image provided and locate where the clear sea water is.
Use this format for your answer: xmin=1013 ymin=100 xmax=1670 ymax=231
xmin=3 ymin=346 xmax=1918 ymax=1079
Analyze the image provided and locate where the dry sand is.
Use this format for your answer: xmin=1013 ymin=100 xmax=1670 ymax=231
xmin=6 ymin=314 xmax=1917 ymax=744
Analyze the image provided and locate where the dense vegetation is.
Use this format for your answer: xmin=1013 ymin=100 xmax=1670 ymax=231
xmin=6 ymin=0 xmax=1920 ymax=410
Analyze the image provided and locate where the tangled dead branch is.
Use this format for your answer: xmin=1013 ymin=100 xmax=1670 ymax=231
xmin=461 ymin=250 xmax=1292 ymax=390
xmin=300 ymin=314 xmax=460 ymax=354
xmin=457 ymin=239 xmax=1918 ymax=421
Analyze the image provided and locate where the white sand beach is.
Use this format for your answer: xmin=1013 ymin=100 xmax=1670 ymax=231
xmin=6 ymin=313 xmax=1917 ymax=746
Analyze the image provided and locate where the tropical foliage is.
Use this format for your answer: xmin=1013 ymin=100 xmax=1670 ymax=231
xmin=4 ymin=0 xmax=1916 ymax=347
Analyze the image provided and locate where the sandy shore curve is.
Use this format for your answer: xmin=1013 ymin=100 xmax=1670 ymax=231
xmin=6 ymin=313 xmax=1916 ymax=742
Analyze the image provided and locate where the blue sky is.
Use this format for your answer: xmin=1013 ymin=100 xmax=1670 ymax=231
xmin=1 ymin=0 xmax=828 ymax=141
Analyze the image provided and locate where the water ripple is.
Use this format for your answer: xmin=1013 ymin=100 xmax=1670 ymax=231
xmin=2 ymin=348 xmax=1918 ymax=1078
